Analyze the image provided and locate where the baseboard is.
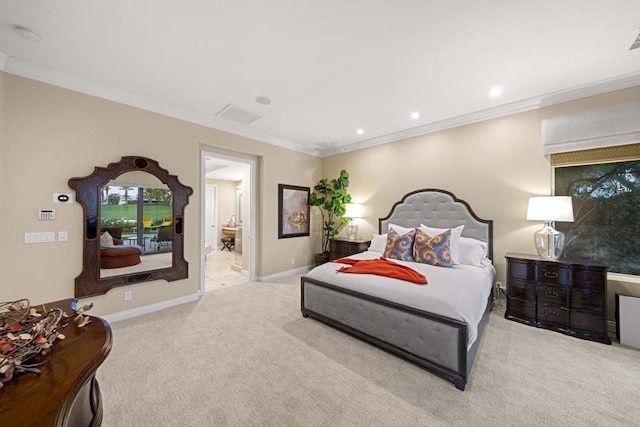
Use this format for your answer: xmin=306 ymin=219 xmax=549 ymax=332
xmin=101 ymin=292 xmax=201 ymax=323
xmin=608 ymin=320 xmax=617 ymax=338
xmin=258 ymin=265 xmax=311 ymax=282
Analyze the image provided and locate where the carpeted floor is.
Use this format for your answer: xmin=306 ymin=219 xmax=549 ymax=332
xmin=97 ymin=276 xmax=640 ymax=426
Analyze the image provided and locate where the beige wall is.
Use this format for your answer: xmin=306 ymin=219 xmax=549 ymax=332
xmin=1 ymin=72 xmax=321 ymax=316
xmin=321 ymin=86 xmax=640 ymax=321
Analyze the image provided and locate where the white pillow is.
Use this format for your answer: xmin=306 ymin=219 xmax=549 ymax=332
xmin=100 ymin=231 xmax=114 ymax=246
xmin=369 ymin=234 xmax=387 ymax=253
xmin=388 ymin=223 xmax=415 ymax=235
xmin=419 ymin=224 xmax=464 ymax=264
xmin=458 ymin=237 xmax=488 ymax=267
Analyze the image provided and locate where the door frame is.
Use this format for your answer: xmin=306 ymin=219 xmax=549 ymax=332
xmin=200 ymin=149 xmax=257 ymax=293
xmin=204 ymin=184 xmax=218 ymax=251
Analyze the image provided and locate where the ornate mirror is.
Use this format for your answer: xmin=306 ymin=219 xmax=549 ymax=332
xmin=69 ymin=156 xmax=193 ymax=298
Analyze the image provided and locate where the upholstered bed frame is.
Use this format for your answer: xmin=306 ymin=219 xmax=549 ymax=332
xmin=300 ymin=189 xmax=494 ymax=390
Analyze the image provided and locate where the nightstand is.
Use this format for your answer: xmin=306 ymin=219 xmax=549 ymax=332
xmin=505 ymin=253 xmax=610 ymax=344
xmin=329 ymin=238 xmax=371 ymax=261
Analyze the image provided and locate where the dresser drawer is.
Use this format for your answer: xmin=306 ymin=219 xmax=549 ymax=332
xmin=571 ymin=267 xmax=606 ymax=291
xmin=537 ymin=284 xmax=568 ymax=306
xmin=508 ymin=259 xmax=535 ymax=281
xmin=507 ymin=298 xmax=535 ymax=322
xmin=508 ymin=279 xmax=535 ymax=301
xmin=571 ymin=290 xmax=605 ymax=312
xmin=570 ymin=310 xmax=605 ymax=335
xmin=538 ymin=303 xmax=568 ymax=326
xmin=536 ymin=264 xmax=568 ymax=286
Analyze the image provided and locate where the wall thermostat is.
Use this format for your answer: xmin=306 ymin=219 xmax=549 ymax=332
xmin=38 ymin=209 xmax=55 ymax=220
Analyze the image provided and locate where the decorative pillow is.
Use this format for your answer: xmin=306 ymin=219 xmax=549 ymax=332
xmin=369 ymin=233 xmax=388 ymax=253
xmin=388 ymin=223 xmax=415 ymax=236
xmin=459 ymin=237 xmax=488 ymax=267
xmin=413 ymin=229 xmax=452 ymax=267
xmin=383 ymin=228 xmax=415 ymax=261
xmin=100 ymin=231 xmax=114 ymax=247
xmin=420 ymin=224 xmax=464 ymax=264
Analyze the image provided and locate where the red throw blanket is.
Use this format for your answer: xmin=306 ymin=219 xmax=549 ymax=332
xmin=334 ymin=257 xmax=427 ymax=284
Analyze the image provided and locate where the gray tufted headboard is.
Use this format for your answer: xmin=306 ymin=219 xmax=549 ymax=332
xmin=379 ymin=189 xmax=493 ymax=261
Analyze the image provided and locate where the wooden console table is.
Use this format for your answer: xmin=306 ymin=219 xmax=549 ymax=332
xmin=0 ymin=299 xmax=112 ymax=426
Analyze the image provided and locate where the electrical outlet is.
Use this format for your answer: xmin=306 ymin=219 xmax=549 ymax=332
xmin=124 ymin=291 xmax=132 ymax=301
xmin=291 ymin=258 xmax=295 ymax=265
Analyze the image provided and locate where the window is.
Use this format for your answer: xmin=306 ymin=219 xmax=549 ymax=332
xmin=554 ymin=159 xmax=640 ymax=275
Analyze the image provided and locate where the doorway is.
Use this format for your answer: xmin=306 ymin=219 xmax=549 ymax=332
xmin=201 ymin=150 xmax=256 ymax=292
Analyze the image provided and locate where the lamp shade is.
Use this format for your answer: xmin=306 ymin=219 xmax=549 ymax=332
xmin=344 ymin=203 xmax=363 ymax=218
xmin=526 ymin=196 xmax=574 ymax=222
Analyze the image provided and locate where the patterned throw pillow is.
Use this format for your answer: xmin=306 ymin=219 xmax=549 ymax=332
xmin=413 ymin=229 xmax=452 ymax=267
xmin=383 ymin=227 xmax=416 ymax=261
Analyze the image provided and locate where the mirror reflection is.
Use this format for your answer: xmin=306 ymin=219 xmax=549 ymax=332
xmin=99 ymin=172 xmax=173 ymax=278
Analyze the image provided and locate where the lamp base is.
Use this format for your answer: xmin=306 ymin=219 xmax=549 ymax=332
xmin=533 ymin=222 xmax=565 ymax=260
xmin=346 ymin=223 xmax=358 ymax=241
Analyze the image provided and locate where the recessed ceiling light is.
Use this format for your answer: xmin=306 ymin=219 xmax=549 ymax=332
xmin=14 ymin=26 xmax=41 ymax=41
xmin=356 ymin=128 xmax=364 ymax=135
xmin=256 ymin=96 xmax=271 ymax=105
xmin=489 ymin=86 xmax=503 ymax=97
xmin=411 ymin=112 xmax=420 ymax=120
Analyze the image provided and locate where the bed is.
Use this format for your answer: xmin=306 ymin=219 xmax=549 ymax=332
xmin=300 ymin=189 xmax=494 ymax=391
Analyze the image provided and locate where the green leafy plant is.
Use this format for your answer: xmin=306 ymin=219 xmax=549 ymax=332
xmin=309 ymin=170 xmax=352 ymax=254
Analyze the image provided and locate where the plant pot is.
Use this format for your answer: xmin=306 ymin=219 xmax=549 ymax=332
xmin=314 ymin=252 xmax=329 ymax=266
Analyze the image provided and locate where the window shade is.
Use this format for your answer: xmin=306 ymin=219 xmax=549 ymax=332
xmin=542 ymin=101 xmax=640 ymax=155
xmin=551 ymin=143 xmax=640 ymax=167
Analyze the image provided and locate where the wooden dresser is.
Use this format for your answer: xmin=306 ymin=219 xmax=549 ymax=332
xmin=0 ymin=299 xmax=113 ymax=426
xmin=505 ymin=253 xmax=611 ymax=344
xmin=329 ymin=238 xmax=371 ymax=261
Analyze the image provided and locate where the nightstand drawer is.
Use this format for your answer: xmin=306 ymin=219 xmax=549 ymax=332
xmin=538 ymin=303 xmax=568 ymax=326
xmin=571 ymin=290 xmax=605 ymax=312
xmin=508 ymin=279 xmax=535 ymax=300
xmin=536 ymin=264 xmax=568 ymax=286
xmin=538 ymin=284 xmax=568 ymax=305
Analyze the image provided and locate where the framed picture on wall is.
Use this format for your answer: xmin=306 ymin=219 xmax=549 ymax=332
xmin=278 ymin=184 xmax=310 ymax=239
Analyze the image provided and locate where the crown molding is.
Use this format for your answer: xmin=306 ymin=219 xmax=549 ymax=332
xmin=318 ymin=71 xmax=640 ymax=157
xmin=4 ymin=55 xmax=639 ymax=159
xmin=2 ymin=56 xmax=318 ymax=157
xmin=0 ymin=52 xmax=8 ymax=71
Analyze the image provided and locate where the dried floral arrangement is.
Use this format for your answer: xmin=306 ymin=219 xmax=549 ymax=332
xmin=0 ymin=299 xmax=93 ymax=390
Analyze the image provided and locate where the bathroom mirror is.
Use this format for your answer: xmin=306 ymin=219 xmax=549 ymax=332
xmin=69 ymin=156 xmax=193 ymax=298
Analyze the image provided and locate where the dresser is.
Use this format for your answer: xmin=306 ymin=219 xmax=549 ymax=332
xmin=505 ymin=253 xmax=610 ymax=344
xmin=0 ymin=299 xmax=112 ymax=426
xmin=329 ymin=238 xmax=371 ymax=261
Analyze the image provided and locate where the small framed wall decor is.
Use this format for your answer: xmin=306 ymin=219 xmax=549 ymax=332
xmin=278 ymin=184 xmax=310 ymax=238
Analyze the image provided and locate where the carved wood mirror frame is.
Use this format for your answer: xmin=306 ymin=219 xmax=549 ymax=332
xmin=69 ymin=156 xmax=193 ymax=298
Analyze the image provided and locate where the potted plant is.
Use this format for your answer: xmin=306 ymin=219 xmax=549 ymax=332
xmin=309 ymin=170 xmax=352 ymax=264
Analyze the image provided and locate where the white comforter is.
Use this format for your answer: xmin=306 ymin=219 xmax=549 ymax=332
xmin=305 ymin=251 xmax=495 ymax=348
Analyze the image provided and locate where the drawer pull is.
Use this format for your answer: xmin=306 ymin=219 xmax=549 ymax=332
xmin=544 ymin=290 xmax=559 ymax=298
xmin=543 ymin=309 xmax=559 ymax=317
xmin=543 ymin=271 xmax=559 ymax=279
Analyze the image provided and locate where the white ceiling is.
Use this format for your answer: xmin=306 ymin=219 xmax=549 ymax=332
xmin=1 ymin=1 xmax=640 ymax=157
xmin=205 ymin=156 xmax=248 ymax=181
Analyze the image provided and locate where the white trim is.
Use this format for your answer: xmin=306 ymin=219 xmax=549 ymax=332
xmin=318 ymin=71 xmax=640 ymax=157
xmin=4 ymin=55 xmax=640 ymax=159
xmin=258 ymin=265 xmax=311 ymax=282
xmin=0 ymin=52 xmax=8 ymax=71
xmin=3 ymin=56 xmax=316 ymax=156
xmin=608 ymin=272 xmax=640 ymax=285
xmin=101 ymin=292 xmax=201 ymax=323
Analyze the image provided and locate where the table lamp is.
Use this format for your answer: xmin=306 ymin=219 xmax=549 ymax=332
xmin=344 ymin=203 xmax=363 ymax=241
xmin=526 ymin=196 xmax=574 ymax=259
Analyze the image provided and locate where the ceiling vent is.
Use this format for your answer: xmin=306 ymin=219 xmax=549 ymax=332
xmin=630 ymin=30 xmax=640 ymax=50
xmin=215 ymin=104 xmax=262 ymax=125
